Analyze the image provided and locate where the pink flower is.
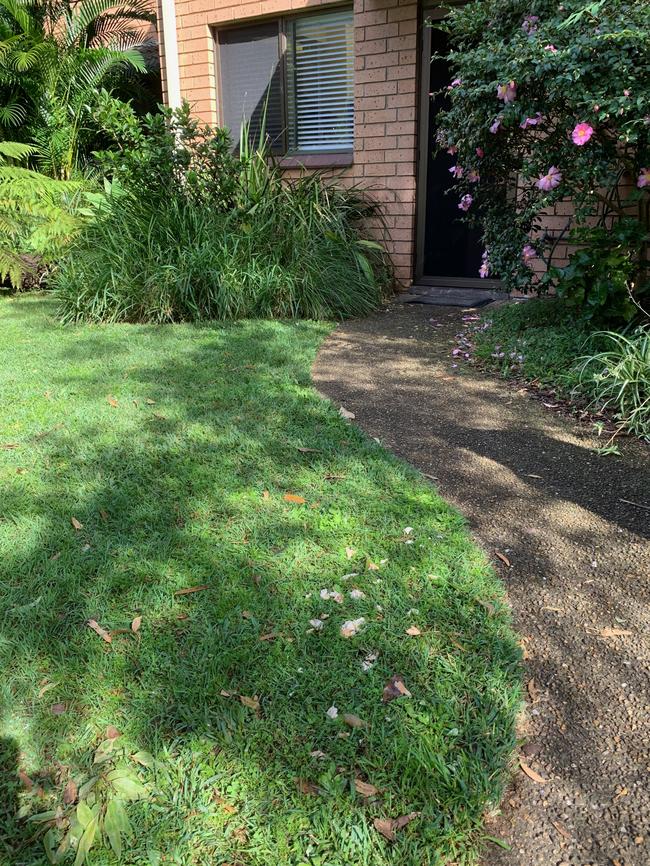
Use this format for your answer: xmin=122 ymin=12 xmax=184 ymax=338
xmin=572 ymin=122 xmax=594 ymax=145
xmin=544 ymin=44 xmax=558 ymax=53
xmin=489 ymin=117 xmax=502 ymax=134
xmin=522 ymin=244 xmax=537 ymax=264
xmin=467 ymin=169 xmax=480 ymax=183
xmin=497 ymin=81 xmax=517 ymax=103
xmin=536 ymin=166 xmax=562 ymax=191
xmin=520 ymin=112 xmax=543 ymax=129
xmin=522 ymin=15 xmax=539 ymax=34
xmin=458 ymin=194 xmax=473 ymax=211
xmin=623 ymin=89 xmax=631 ymax=97
xmin=447 ymin=145 xmax=458 ymax=155
xmin=449 ymin=165 xmax=463 ymax=178
xmin=479 ymin=250 xmax=490 ymax=279
xmin=476 ymin=147 xmax=484 ymax=158
xmin=447 ymin=78 xmax=462 ymax=89
xmin=637 ymin=168 xmax=650 ymax=188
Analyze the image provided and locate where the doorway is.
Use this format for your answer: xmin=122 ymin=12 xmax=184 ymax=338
xmin=415 ymin=18 xmax=498 ymax=288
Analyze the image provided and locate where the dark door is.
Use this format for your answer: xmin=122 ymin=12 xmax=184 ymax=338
xmin=420 ymin=26 xmax=485 ymax=282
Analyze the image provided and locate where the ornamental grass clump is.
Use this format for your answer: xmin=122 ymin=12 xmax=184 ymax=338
xmin=54 ymin=102 xmax=391 ymax=323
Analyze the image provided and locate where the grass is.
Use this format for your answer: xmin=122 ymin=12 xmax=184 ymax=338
xmin=0 ymin=296 xmax=520 ymax=866
xmin=472 ymin=298 xmax=601 ymax=393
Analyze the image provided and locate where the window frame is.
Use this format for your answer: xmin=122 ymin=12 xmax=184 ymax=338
xmin=214 ymin=6 xmax=354 ymax=163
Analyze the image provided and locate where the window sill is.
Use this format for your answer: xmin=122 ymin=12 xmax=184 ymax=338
xmin=278 ymin=152 xmax=353 ymax=169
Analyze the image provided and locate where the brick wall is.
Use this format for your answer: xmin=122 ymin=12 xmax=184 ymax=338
xmin=162 ymin=0 xmax=420 ymax=284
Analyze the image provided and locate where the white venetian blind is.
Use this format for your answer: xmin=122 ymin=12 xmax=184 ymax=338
xmin=286 ymin=10 xmax=354 ymax=153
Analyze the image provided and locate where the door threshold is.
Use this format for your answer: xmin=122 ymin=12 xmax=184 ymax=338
xmin=397 ymin=285 xmax=508 ymax=308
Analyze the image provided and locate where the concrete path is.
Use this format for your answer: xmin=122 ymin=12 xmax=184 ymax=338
xmin=313 ymin=303 xmax=650 ymax=866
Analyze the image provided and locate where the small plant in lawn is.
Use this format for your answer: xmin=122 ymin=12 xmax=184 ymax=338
xmin=26 ymin=736 xmax=151 ymax=864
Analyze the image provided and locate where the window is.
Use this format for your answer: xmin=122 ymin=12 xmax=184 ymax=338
xmin=217 ymin=9 xmax=354 ymax=156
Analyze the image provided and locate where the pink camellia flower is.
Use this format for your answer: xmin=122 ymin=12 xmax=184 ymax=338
xmin=520 ymin=113 xmax=544 ymax=129
xmin=637 ymin=168 xmax=650 ymax=188
xmin=572 ymin=122 xmax=594 ymax=145
xmin=522 ymin=244 xmax=537 ymax=264
xmin=449 ymin=164 xmax=464 ymax=178
xmin=521 ymin=15 xmax=539 ymax=34
xmin=536 ymin=166 xmax=562 ymax=191
xmin=497 ymin=81 xmax=517 ymax=103
xmin=458 ymin=194 xmax=473 ymax=211
xmin=489 ymin=117 xmax=502 ymax=134
xmin=544 ymin=44 xmax=558 ymax=53
xmin=447 ymin=145 xmax=458 ymax=155
xmin=467 ymin=169 xmax=480 ymax=183
xmin=476 ymin=147 xmax=484 ymax=158
xmin=479 ymin=249 xmax=490 ymax=279
xmin=447 ymin=78 xmax=462 ymax=89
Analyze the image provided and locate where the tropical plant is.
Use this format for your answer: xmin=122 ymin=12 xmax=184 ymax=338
xmin=55 ymin=102 xmax=391 ymax=322
xmin=0 ymin=0 xmax=155 ymax=178
xmin=575 ymin=325 xmax=650 ymax=439
xmin=436 ymin=0 xmax=650 ymax=323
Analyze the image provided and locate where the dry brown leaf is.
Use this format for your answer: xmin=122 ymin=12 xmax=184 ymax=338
xmin=339 ymin=406 xmax=355 ymax=420
xmin=107 ymin=396 xmax=119 ymax=408
xmin=600 ymin=627 xmax=632 ymax=638
xmin=283 ymin=493 xmax=306 ymax=504
xmin=106 ymin=725 xmax=121 ymax=740
xmin=373 ymin=817 xmax=395 ymax=841
xmin=1 ymin=443 xmax=19 ymax=449
xmin=343 ymin=713 xmax=367 ymax=728
xmin=18 ymin=770 xmax=34 ymax=790
xmin=212 ymin=791 xmax=237 ymax=814
xmin=495 ymin=550 xmax=511 ymax=567
xmin=145 ymin=398 xmax=156 ymax=405
xmin=220 ymin=689 xmax=233 ymax=697
xmin=405 ymin=625 xmax=422 ymax=636
xmin=354 ymin=779 xmax=379 ymax=797
xmin=50 ymin=702 xmax=66 ymax=715
xmin=297 ymin=447 xmax=320 ymax=453
xmin=70 ymin=517 xmax=83 ymax=531
xmin=131 ymin=616 xmax=142 ymax=633
xmin=99 ymin=509 xmax=109 ymax=522
xmin=551 ymin=819 xmax=571 ymax=840
xmin=38 ymin=682 xmax=56 ymax=698
xmin=519 ymin=759 xmax=548 ymax=784
xmin=527 ymin=678 xmax=539 ymax=704
xmin=393 ymin=812 xmax=420 ymax=831
xmin=262 ymin=490 xmax=270 ymax=501
xmin=241 ymin=610 xmax=253 ymax=619
xmin=174 ymin=585 xmax=208 ymax=596
xmin=87 ymin=619 xmax=112 ymax=643
xmin=296 ymin=778 xmax=319 ymax=795
xmin=345 ymin=547 xmax=356 ymax=559
xmin=259 ymin=633 xmax=277 ymax=641
xmin=382 ymin=675 xmax=412 ymax=703
xmin=240 ymin=695 xmax=260 ymax=711
xmin=366 ymin=560 xmax=380 ymax=571
xmin=63 ymin=779 xmax=78 ymax=804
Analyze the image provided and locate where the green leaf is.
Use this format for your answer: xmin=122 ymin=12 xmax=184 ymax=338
xmin=74 ymin=815 xmax=98 ymax=866
xmin=106 ymin=769 xmax=147 ymax=800
xmin=130 ymin=750 xmax=155 ymax=768
xmin=93 ymin=738 xmax=116 ymax=763
xmin=76 ymin=801 xmax=93 ymax=829
xmin=104 ymin=799 xmax=123 ymax=859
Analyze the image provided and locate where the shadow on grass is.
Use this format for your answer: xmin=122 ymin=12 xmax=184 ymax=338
xmin=0 ymin=297 xmax=521 ymax=866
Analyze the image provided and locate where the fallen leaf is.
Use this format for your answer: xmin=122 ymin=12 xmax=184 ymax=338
xmin=18 ymin=771 xmax=33 ymax=790
xmin=145 ymin=398 xmax=156 ymax=405
xmin=354 ymin=779 xmax=379 ymax=797
xmin=310 ymin=749 xmax=327 ymax=759
xmin=519 ymin=759 xmax=548 ymax=784
xmin=551 ymin=819 xmax=571 ymax=840
xmin=240 ymin=695 xmax=260 ymax=711
xmin=70 ymin=517 xmax=83 ymax=531
xmin=600 ymin=627 xmax=632 ymax=638
xmin=297 ymin=447 xmax=320 ymax=453
xmin=1 ymin=443 xmax=19 ymax=449
xmin=106 ymin=725 xmax=121 ymax=740
xmin=107 ymin=396 xmax=119 ymax=408
xmin=382 ymin=675 xmax=412 ymax=703
xmin=326 ymin=705 xmax=338 ymax=719
xmin=339 ymin=406 xmax=355 ymax=420
xmin=99 ymin=509 xmax=109 ymax=522
xmin=343 ymin=713 xmax=367 ymax=728
xmin=259 ymin=633 xmax=277 ymax=641
xmin=283 ymin=493 xmax=306 ymax=504
xmin=345 ymin=547 xmax=356 ymax=559
xmin=174 ymin=585 xmax=208 ymax=596
xmin=405 ymin=625 xmax=422 ymax=636
xmin=50 ymin=703 xmax=66 ymax=715
xmin=495 ymin=550 xmax=511 ymax=567
xmin=131 ymin=616 xmax=142 ymax=633
xmin=63 ymin=779 xmax=78 ymax=804
xmin=373 ymin=817 xmax=395 ymax=842
xmin=212 ymin=791 xmax=237 ymax=814
xmin=349 ymin=589 xmax=366 ymax=600
xmin=340 ymin=618 xmax=365 ymax=638
xmin=220 ymin=689 xmax=233 ymax=697
xmin=366 ymin=560 xmax=380 ymax=571
xmin=262 ymin=490 xmax=270 ymax=501
xmin=393 ymin=812 xmax=420 ymax=831
xmin=86 ymin=619 xmax=112 ymax=643
xmin=38 ymin=682 xmax=56 ymax=698
xmin=241 ymin=610 xmax=253 ymax=619
xmin=527 ymin=678 xmax=539 ymax=704
xmin=296 ymin=778 xmax=319 ymax=795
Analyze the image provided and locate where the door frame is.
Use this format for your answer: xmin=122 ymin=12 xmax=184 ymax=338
xmin=415 ymin=5 xmax=502 ymax=288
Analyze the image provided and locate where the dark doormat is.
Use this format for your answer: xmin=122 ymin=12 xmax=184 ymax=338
xmin=397 ymin=285 xmax=507 ymax=308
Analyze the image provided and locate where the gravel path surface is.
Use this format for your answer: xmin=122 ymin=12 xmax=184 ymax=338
xmin=312 ymin=303 xmax=650 ymax=866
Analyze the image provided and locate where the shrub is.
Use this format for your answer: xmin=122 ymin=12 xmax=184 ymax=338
xmin=55 ymin=104 xmax=390 ymax=322
xmin=436 ymin=0 xmax=650 ymax=324
xmin=574 ymin=325 xmax=650 ymax=439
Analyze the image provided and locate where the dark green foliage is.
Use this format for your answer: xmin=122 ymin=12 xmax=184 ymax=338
xmin=437 ymin=0 xmax=650 ymax=322
xmin=55 ymin=103 xmax=391 ymax=322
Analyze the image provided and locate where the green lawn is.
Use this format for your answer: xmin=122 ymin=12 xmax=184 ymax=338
xmin=0 ymin=296 xmax=520 ymax=866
